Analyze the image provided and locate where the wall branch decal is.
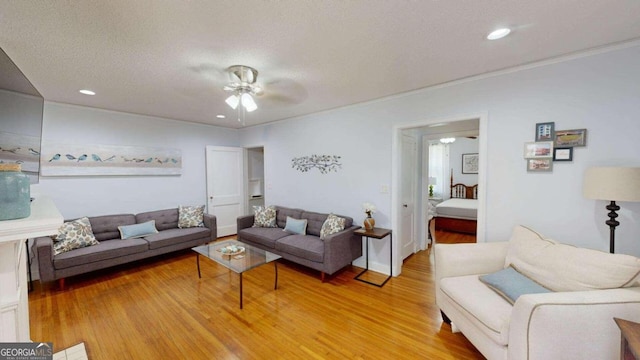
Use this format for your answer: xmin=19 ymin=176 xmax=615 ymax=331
xmin=291 ymin=155 xmax=342 ymax=174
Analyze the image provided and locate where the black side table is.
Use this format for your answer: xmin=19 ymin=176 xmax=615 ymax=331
xmin=354 ymin=227 xmax=392 ymax=287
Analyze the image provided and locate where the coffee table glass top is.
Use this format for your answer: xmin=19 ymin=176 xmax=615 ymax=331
xmin=192 ymin=240 xmax=281 ymax=274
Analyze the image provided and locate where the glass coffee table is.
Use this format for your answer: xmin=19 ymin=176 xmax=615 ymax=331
xmin=192 ymin=240 xmax=281 ymax=309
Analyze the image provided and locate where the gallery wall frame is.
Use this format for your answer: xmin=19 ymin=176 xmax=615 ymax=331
xmin=524 ymin=141 xmax=554 ymax=159
xmin=555 ymin=129 xmax=587 ymax=147
xmin=527 ymin=158 xmax=553 ymax=172
xmin=40 ymin=143 xmax=182 ymax=176
xmin=535 ymin=122 xmax=555 ymax=141
xmin=553 ymin=147 xmax=573 ymax=161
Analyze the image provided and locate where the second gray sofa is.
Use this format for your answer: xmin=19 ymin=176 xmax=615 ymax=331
xmin=237 ymin=206 xmax=361 ymax=281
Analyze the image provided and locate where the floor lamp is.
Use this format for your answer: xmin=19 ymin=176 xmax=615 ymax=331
xmin=583 ymin=167 xmax=640 ymax=253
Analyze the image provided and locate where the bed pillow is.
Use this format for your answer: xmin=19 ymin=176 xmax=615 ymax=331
xmin=178 ymin=205 xmax=205 ymax=228
xmin=283 ymin=216 xmax=307 ymax=235
xmin=253 ymin=205 xmax=277 ymax=228
xmin=118 ymin=220 xmax=158 ymax=240
xmin=320 ymin=214 xmax=346 ymax=239
xmin=479 ymin=266 xmax=551 ymax=305
xmin=53 ymin=217 xmax=100 ymax=255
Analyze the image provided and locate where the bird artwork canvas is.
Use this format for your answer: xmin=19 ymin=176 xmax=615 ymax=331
xmin=40 ymin=143 xmax=181 ymax=176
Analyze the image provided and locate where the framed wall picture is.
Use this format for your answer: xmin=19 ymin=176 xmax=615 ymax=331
xmin=553 ymin=147 xmax=573 ymax=161
xmin=524 ymin=141 xmax=554 ymax=159
xmin=462 ymin=153 xmax=479 ymax=174
xmin=535 ymin=122 xmax=555 ymax=141
xmin=527 ymin=159 xmax=553 ymax=172
xmin=555 ymin=129 xmax=587 ymax=147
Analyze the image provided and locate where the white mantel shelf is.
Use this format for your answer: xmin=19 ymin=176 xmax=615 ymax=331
xmin=0 ymin=194 xmax=62 ymax=342
xmin=0 ymin=195 xmax=63 ymax=243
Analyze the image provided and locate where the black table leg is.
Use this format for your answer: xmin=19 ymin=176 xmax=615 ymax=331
xmin=196 ymin=253 xmax=201 ymax=278
xmin=274 ymin=261 xmax=278 ymax=290
xmin=239 ymin=273 xmax=243 ymax=309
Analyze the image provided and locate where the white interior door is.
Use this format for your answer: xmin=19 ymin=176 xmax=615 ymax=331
xmin=400 ymin=134 xmax=417 ymax=260
xmin=205 ymin=146 xmax=245 ymax=237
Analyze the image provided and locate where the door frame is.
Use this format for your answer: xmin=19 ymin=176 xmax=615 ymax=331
xmin=390 ymin=112 xmax=488 ymax=276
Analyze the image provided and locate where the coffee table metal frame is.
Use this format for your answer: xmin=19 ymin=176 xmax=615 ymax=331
xmin=192 ymin=240 xmax=281 ymax=309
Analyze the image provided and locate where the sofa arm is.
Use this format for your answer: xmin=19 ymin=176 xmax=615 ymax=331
xmin=34 ymin=236 xmax=56 ymax=282
xmin=434 ymin=242 xmax=508 ymax=283
xmin=203 ymin=213 xmax=217 ymax=241
xmin=509 ymin=287 xmax=640 ymax=360
xmin=237 ymin=214 xmax=255 ymax=231
xmin=322 ymin=225 xmax=361 ymax=275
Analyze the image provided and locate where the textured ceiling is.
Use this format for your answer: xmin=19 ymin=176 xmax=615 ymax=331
xmin=1 ymin=1 xmax=639 ymax=129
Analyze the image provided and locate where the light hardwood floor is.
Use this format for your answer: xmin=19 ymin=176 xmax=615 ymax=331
xmin=29 ymin=231 xmax=482 ymax=359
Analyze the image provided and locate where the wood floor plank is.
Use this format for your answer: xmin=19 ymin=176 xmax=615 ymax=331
xmin=29 ymin=233 xmax=484 ymax=359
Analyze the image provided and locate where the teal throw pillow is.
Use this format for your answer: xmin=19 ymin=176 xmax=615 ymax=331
xmin=283 ymin=216 xmax=307 ymax=235
xmin=118 ymin=220 xmax=159 ymax=240
xmin=479 ymin=266 xmax=551 ymax=305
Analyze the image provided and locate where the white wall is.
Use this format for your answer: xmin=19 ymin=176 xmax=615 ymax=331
xmin=240 ymin=43 xmax=640 ymax=269
xmin=38 ymin=102 xmax=239 ymax=219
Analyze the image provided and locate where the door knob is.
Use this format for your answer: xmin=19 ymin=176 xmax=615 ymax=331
xmin=403 ymin=204 xmax=408 ymax=208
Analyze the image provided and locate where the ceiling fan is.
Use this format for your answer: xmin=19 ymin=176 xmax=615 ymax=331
xmin=223 ymin=65 xmax=262 ymax=113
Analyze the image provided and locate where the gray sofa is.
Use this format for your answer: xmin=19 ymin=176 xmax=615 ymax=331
xmin=34 ymin=208 xmax=217 ymax=286
xmin=237 ymin=206 xmax=361 ymax=281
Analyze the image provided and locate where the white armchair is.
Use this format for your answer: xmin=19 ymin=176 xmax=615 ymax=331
xmin=435 ymin=226 xmax=640 ymax=360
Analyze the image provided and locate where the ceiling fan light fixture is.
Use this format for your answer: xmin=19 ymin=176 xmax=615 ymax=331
xmin=225 ymin=94 xmax=240 ymax=109
xmin=241 ymin=92 xmax=257 ymax=112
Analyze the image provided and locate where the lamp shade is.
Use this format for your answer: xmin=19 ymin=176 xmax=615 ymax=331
xmin=583 ymin=167 xmax=640 ymax=202
xmin=428 ymin=177 xmax=437 ymax=185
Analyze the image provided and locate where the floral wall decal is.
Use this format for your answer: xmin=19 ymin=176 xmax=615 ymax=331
xmin=291 ymin=154 xmax=342 ymax=174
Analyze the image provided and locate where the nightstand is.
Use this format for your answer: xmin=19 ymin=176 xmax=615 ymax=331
xmin=428 ymin=197 xmax=443 ymax=219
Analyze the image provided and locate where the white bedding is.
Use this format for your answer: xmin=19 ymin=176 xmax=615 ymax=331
xmin=435 ymin=198 xmax=478 ymax=220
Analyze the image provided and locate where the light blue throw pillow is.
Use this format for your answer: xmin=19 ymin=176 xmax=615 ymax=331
xmin=118 ymin=220 xmax=159 ymax=240
xmin=283 ymin=216 xmax=307 ymax=235
xmin=479 ymin=266 xmax=551 ymax=304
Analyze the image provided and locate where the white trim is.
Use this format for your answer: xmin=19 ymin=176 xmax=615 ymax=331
xmin=391 ymin=112 xmax=488 ymax=276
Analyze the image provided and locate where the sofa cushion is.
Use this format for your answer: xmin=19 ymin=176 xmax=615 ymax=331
xmin=275 ymin=234 xmax=324 ymax=263
xmin=143 ymin=228 xmax=210 ymax=250
xmin=253 ymin=205 xmax=278 ymax=228
xmin=238 ymin=227 xmax=290 ymax=249
xmin=136 ymin=209 xmax=178 ymax=231
xmin=300 ymin=211 xmax=330 ymax=237
xmin=118 ymin=220 xmax=158 ymax=239
xmin=479 ymin=266 xmax=551 ymax=305
xmin=54 ymin=217 xmax=100 ymax=255
xmin=275 ymin=206 xmax=304 ymax=228
xmin=89 ymin=214 xmax=136 ymax=241
xmin=505 ymin=225 xmax=640 ymax=291
xmin=440 ymin=274 xmax=512 ymax=346
xmin=320 ymin=214 xmax=346 ymax=239
xmin=178 ymin=205 xmax=205 ymax=228
xmin=54 ymin=238 xmax=148 ymax=269
xmin=283 ymin=216 xmax=307 ymax=235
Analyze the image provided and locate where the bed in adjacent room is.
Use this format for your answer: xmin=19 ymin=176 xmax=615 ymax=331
xmin=434 ymin=173 xmax=478 ymax=234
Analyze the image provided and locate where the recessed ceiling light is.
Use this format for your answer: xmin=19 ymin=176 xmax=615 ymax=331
xmin=79 ymin=89 xmax=96 ymax=95
xmin=487 ymin=28 xmax=511 ymax=40
xmin=216 ymin=114 xmax=226 ymax=119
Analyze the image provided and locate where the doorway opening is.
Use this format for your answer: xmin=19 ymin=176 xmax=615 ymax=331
xmin=392 ymin=114 xmax=487 ymax=276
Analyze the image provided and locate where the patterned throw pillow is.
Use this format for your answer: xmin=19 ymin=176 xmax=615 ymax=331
xmin=53 ymin=217 xmax=100 ymax=255
xmin=252 ymin=205 xmax=277 ymax=228
xmin=320 ymin=214 xmax=346 ymax=239
xmin=178 ymin=205 xmax=205 ymax=228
